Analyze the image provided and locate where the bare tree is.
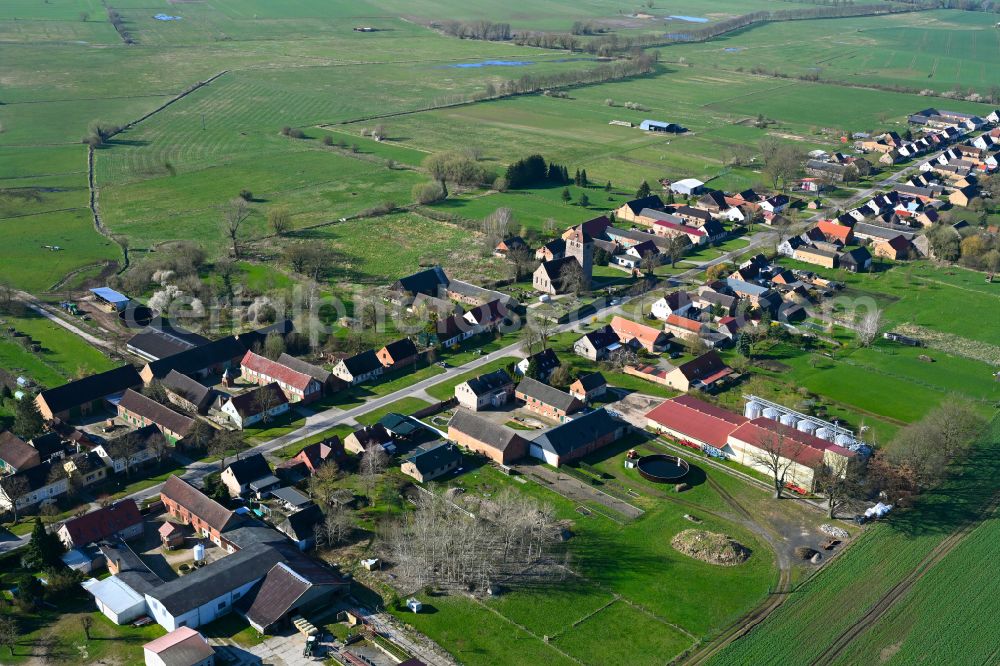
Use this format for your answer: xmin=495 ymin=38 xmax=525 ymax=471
xmin=483 ymin=207 xmax=514 ymax=250
xmin=748 ymin=428 xmax=810 ymax=499
xmin=221 ymin=198 xmax=251 ymax=259
xmin=813 ymin=455 xmax=856 ymax=519
xmin=855 ymin=307 xmax=883 ymax=347
xmin=360 ymin=445 xmax=389 ymax=503
xmin=307 ymin=462 xmax=342 ymax=507
xmin=519 ymin=321 xmax=542 ymax=355
xmin=640 ymin=250 xmax=659 ymax=275
xmin=106 ymin=432 xmax=145 ymax=479
xmin=267 ymin=206 xmax=292 ymax=236
xmin=315 ymin=507 xmax=353 ymax=549
xmin=558 ymin=260 xmax=584 ymax=295
xmin=0 ymin=616 xmax=17 ymax=656
xmin=253 ymin=386 xmax=281 ymax=425
xmin=507 ymin=245 xmax=535 ymax=281
xmin=0 ymin=475 xmax=29 ymax=522
xmin=542 ymin=217 xmax=558 ymax=236
xmin=667 ymin=235 xmax=689 ymax=267
xmin=210 ymin=430 xmax=246 ymax=470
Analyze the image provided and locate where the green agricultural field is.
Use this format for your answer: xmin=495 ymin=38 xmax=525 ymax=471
xmin=712 ymin=415 xmax=1000 ymax=665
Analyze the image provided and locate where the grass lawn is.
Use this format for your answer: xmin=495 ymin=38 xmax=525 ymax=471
xmin=553 ymin=600 xmax=694 ymax=665
xmin=0 ymin=309 xmax=117 ymax=387
xmin=272 ymin=424 xmax=356 ymax=460
xmin=243 ymin=410 xmax=308 ymax=444
xmin=355 ymin=397 xmax=432 ymax=426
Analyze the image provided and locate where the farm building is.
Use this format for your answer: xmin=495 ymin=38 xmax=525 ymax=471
xmin=90 ymin=287 xmax=130 ymax=312
xmin=529 ymin=409 xmax=627 ymax=467
xmin=448 ymin=409 xmax=529 ymax=465
xmin=401 ymin=442 xmax=462 ymax=483
xmin=36 ymin=365 xmax=143 ymax=421
xmin=639 ymin=119 xmax=686 ymax=133
xmin=515 ymin=377 xmax=582 ymax=422
xmin=142 ymin=627 xmax=215 ymax=666
xmin=669 ymin=178 xmax=705 ymax=196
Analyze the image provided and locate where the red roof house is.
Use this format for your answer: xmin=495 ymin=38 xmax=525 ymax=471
xmin=57 ymin=500 xmax=143 ymax=549
xmin=240 ymin=351 xmax=321 ymax=403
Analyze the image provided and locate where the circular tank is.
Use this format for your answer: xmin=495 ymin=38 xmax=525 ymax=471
xmin=835 ymin=434 xmax=854 ymax=447
xmin=780 ymin=413 xmax=798 ymax=427
xmin=762 ymin=408 xmax=779 ymax=420
xmin=798 ymin=419 xmax=818 ymax=434
xmin=636 ymin=454 xmax=690 ymax=483
xmin=744 ymin=401 xmax=763 ymax=419
xmin=815 ymin=427 xmax=832 ymax=441
xmin=193 ymin=543 xmax=205 ymax=562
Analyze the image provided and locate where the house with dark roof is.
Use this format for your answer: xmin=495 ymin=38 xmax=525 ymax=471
xmin=91 ymin=425 xmax=163 ymax=475
xmin=873 ymin=234 xmax=914 ymax=261
xmin=240 ymin=558 xmax=348 ymax=633
xmin=140 ymin=336 xmax=248 ymax=384
xmin=662 ymin=351 xmax=733 ymax=393
xmin=528 ymin=409 xmax=627 ymax=467
xmin=515 ymin=348 xmax=561 ymax=381
xmin=391 ymin=266 xmax=450 ymax=300
xmin=573 ymin=325 xmax=622 ymax=361
xmin=455 ymin=369 xmax=514 ymax=412
xmin=57 ymin=500 xmax=143 ymax=549
xmin=275 ymin=503 xmax=324 ymax=551
xmin=117 ymin=389 xmax=195 ymax=443
xmin=221 ymin=453 xmax=275 ymax=498
xmin=448 ymin=409 xmax=528 ymax=465
xmin=332 ymin=349 xmax=384 ymax=385
xmin=697 ymin=190 xmax=729 ymax=213
xmin=515 ymin=377 xmax=582 ymax=422
xmin=35 ymin=365 xmax=142 ymax=421
xmin=536 ymin=238 xmax=566 ymax=262
xmin=0 ymin=431 xmax=40 ymax=473
xmin=344 ymin=424 xmax=394 ymax=455
xmin=162 ymin=370 xmax=214 ymax=415
xmin=142 ymin=627 xmax=215 ymax=666
xmin=614 ymin=194 xmax=665 ymax=223
xmin=277 ymin=438 xmax=344 ymax=481
xmin=568 ymin=372 xmax=607 ymax=403
xmin=377 ymin=338 xmax=420 ymax=370
xmin=240 ymin=351 xmax=321 ymax=404
xmin=494 ymin=236 xmax=527 ymax=256
xmin=533 ymin=256 xmax=580 ymax=295
xmin=463 ymin=299 xmax=508 ymax=334
xmin=220 ymin=383 xmax=289 ymax=430
xmin=839 ymin=246 xmax=873 ymax=273
xmin=401 ymin=442 xmax=462 ymax=483
xmin=0 ymin=458 xmax=70 ymax=511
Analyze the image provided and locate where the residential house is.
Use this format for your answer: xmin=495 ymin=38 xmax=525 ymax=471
xmin=663 ymin=313 xmax=706 ymax=342
xmin=117 ymin=389 xmax=194 ymax=444
xmin=661 ymin=351 xmax=733 ymax=393
xmin=455 ymin=369 xmax=515 ymax=412
xmin=35 ymin=365 xmax=143 ymax=421
xmin=793 ymin=246 xmax=839 ymax=269
xmin=535 ymin=238 xmax=566 ymax=262
xmin=805 ymin=160 xmax=851 ymax=182
xmin=873 ymin=235 xmax=913 ymax=261
xmin=277 ymin=354 xmax=341 ymax=395
xmin=816 ymin=221 xmax=854 ymax=246
xmin=949 ymin=186 xmax=976 ymax=207
xmin=57 ymin=500 xmax=143 ymax=549
xmin=64 ymin=450 xmax=109 ymax=488
xmin=515 ymin=378 xmax=582 ymax=422
xmin=448 ymin=409 xmax=528 ymax=465
xmin=651 ymin=290 xmax=694 ymax=320
xmin=221 ymin=453 xmax=275 ymax=498
xmin=693 ymin=289 xmax=737 ymax=316
xmin=344 ymin=424 xmax=394 ymax=456
xmin=673 ymin=205 xmax=713 ymax=226
xmin=839 ymin=247 xmax=873 ymax=273
xmin=220 ymin=383 xmax=289 ymax=430
xmin=400 ymin=442 xmax=462 ymax=483
xmin=332 ymin=350 xmax=384 ymax=385
xmin=275 ymin=504 xmax=323 ymax=551
xmin=569 ymin=372 xmax=607 ymax=403
xmin=378 ymin=413 xmax=426 ymax=441
xmin=573 ymin=325 xmax=621 ymax=361
xmin=277 ymin=439 xmax=344 ymax=481
xmin=142 ymin=627 xmax=215 ymax=666
xmin=722 ymin=206 xmax=749 ymax=223
xmin=161 ymin=370 xmax=214 ymax=415
xmin=645 ymin=212 xmax=710 ymax=246
xmin=239 ymin=351 xmax=321 ymax=404
xmin=0 ymin=431 xmax=40 ymax=473
xmin=376 ymin=338 xmax=420 ymax=370
xmin=760 ymin=194 xmax=790 ymax=214
xmin=614 ymin=195 xmax=665 ymax=223
xmin=92 ymin=426 xmax=164 ymax=475
xmin=463 ymin=299 xmax=508 ymax=334
xmin=610 ymin=316 xmax=670 ymax=353
xmin=528 ymin=409 xmax=626 ymax=467
xmin=515 ymin=349 xmax=561 ymax=381
xmin=495 ymin=236 xmax=527 ymax=257
xmin=435 ymin=313 xmax=477 ymax=348
xmin=697 ymin=190 xmax=729 ymax=213
xmin=0 ymin=460 xmax=69 ymax=511
xmin=725 ymin=279 xmax=776 ymax=309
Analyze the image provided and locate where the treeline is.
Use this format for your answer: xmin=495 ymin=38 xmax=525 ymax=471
xmin=437 ymin=20 xmax=512 ymax=40
xmin=896 ymin=0 xmax=1000 ymax=12
xmin=106 ymin=7 xmax=135 ymax=44
xmin=477 ymin=53 xmax=657 ymax=100
xmin=504 ymin=155 xmax=572 ymax=189
xmin=515 ymin=3 xmax=930 ymax=55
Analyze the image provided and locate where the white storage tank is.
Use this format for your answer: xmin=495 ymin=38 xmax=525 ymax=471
xmin=835 ymin=434 xmax=854 ymax=448
xmin=798 ymin=419 xmax=818 ymax=434
xmin=780 ymin=413 xmax=797 ymax=427
xmin=744 ymin=401 xmax=763 ymax=420
xmin=193 ymin=542 xmax=205 ymax=563
xmin=815 ymin=427 xmax=833 ymax=441
xmin=762 ymin=408 xmax=779 ymax=420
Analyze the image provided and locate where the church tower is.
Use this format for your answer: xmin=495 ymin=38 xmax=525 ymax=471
xmin=566 ymin=228 xmax=593 ymax=290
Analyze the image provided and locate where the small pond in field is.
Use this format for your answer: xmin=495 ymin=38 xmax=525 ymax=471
xmin=668 ymin=15 xmax=709 ymax=23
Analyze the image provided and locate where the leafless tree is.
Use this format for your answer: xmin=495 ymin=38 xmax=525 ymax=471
xmin=542 ymin=217 xmax=558 ymax=236
xmin=507 ymin=245 xmax=535 ymax=281
xmin=640 ymin=250 xmax=659 ymax=275
xmin=813 ymin=455 xmax=857 ymax=519
xmin=667 ymin=235 xmax=689 ymax=267
xmin=519 ymin=321 xmax=542 ymax=355
xmin=106 ymin=432 xmax=145 ymax=479
xmin=748 ymin=428 xmax=810 ymax=499
xmin=210 ymin=430 xmax=246 ymax=471
xmin=483 ymin=207 xmax=514 ymax=250
xmin=268 ymin=206 xmax=292 ymax=236
xmin=315 ymin=507 xmax=354 ymax=549
xmin=253 ymin=386 xmax=281 ymax=425
xmin=360 ymin=445 xmax=389 ymax=502
xmin=0 ymin=616 xmax=17 ymax=656
xmin=855 ymin=307 xmax=882 ymax=347
xmin=307 ymin=462 xmax=342 ymax=507
xmin=221 ymin=198 xmax=251 ymax=258
xmin=559 ymin=260 xmax=584 ymax=295
xmin=0 ymin=475 xmax=29 ymax=522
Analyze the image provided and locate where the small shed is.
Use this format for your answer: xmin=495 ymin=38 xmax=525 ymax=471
xmin=640 ymin=120 xmax=686 ymax=134
xmin=83 ymin=575 xmax=147 ymax=625
xmin=406 ymin=598 xmax=423 ymax=613
xmin=62 ymin=546 xmax=103 ymax=574
xmin=159 ymin=521 xmax=186 ymax=549
xmin=90 ymin=287 xmax=130 ymax=312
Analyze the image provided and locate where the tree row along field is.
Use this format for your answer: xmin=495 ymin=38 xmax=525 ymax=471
xmin=711 ymin=415 xmax=1000 ymax=665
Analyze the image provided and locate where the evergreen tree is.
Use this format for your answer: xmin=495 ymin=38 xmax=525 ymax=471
xmin=636 ymin=180 xmax=651 ymax=198
xmin=737 ymin=332 xmax=752 ymax=358
xmin=525 ymin=358 xmax=541 ymax=380
xmin=561 ymin=188 xmax=572 ymax=203
xmin=605 ymin=180 xmax=612 ymax=193
xmin=579 ymin=192 xmax=590 ymax=207
xmin=580 ymin=169 xmax=588 ymax=187
xmin=561 ymin=165 xmax=569 ymax=184
xmin=574 ymin=169 xmax=582 ymax=186
xmin=667 ymin=192 xmax=676 ymax=204
xmin=22 ymin=517 xmax=63 ymax=570
xmin=13 ymin=396 xmax=44 ymax=440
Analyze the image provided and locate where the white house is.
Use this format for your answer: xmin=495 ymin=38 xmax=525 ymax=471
xmin=220 ymin=384 xmax=289 ymax=430
xmin=83 ymin=576 xmax=148 ymax=625
xmin=722 ymin=206 xmax=747 ymax=223
xmin=93 ymin=442 xmax=158 ymax=475
xmin=650 ymin=291 xmax=693 ymax=320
